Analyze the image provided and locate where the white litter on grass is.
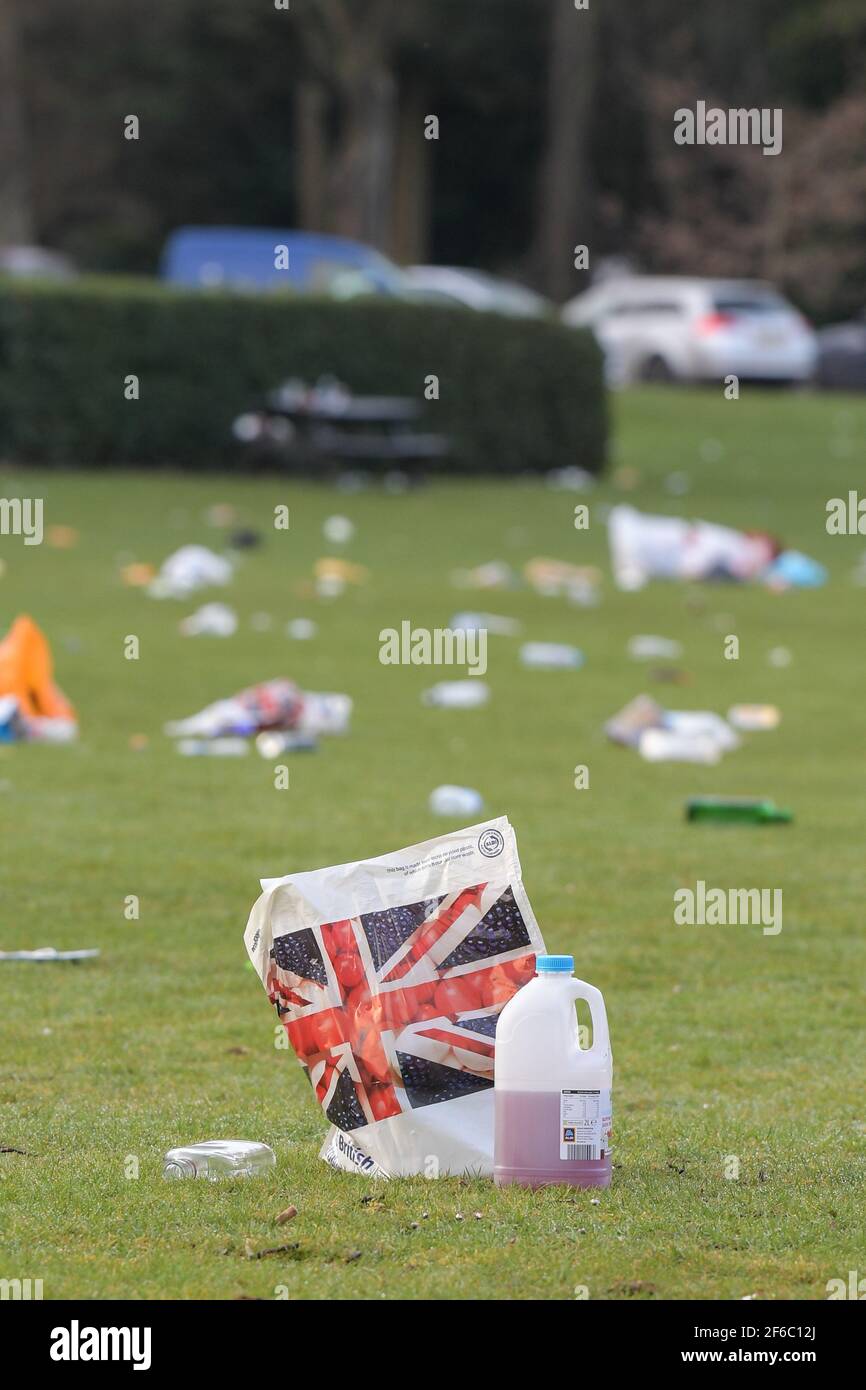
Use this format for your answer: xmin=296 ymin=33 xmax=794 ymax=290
xmin=0 ymin=947 xmax=100 ymax=962
xmin=177 ymin=737 xmax=249 ymax=757
xmin=422 ymin=680 xmax=490 ymax=709
xmin=664 ymin=710 xmax=739 ymax=753
xmin=546 ymin=466 xmax=595 ymax=492
xmin=628 ymin=634 xmax=683 ymax=661
xmin=449 ymin=611 xmax=521 ymax=636
xmin=638 ymin=729 xmax=722 ymax=764
xmin=148 ymin=545 xmax=233 ymax=599
xmin=520 ymin=642 xmax=584 ymax=670
xmin=606 ymin=695 xmax=739 ymax=762
xmin=768 ymin=646 xmax=792 ymax=668
xmin=323 ymin=515 xmax=355 ymax=544
xmin=297 ymin=692 xmax=353 ymax=736
xmin=179 ymin=602 xmax=238 ymax=637
xmin=287 ymin=618 xmax=317 ymax=640
xmin=429 ymin=785 xmax=484 ymax=816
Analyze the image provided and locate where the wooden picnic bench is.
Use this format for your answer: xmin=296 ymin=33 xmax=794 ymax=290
xmin=260 ymin=381 xmax=450 ymax=470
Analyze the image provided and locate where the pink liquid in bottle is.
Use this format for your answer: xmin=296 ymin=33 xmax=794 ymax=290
xmin=494 ymin=1089 xmax=611 ymax=1189
xmin=494 ymin=955 xmax=613 ymax=1189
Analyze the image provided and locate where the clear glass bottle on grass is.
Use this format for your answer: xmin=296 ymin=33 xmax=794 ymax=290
xmin=162 ymin=1140 xmax=276 ymax=1180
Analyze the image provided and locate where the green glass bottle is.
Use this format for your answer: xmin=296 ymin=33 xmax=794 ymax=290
xmin=686 ymin=796 xmax=793 ymax=825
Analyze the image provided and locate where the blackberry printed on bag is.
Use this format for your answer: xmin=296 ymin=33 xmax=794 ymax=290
xmin=243 ymin=818 xmax=546 ymax=1176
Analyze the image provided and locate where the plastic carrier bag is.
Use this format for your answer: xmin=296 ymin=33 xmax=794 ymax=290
xmin=243 ymin=818 xmax=545 ymax=1177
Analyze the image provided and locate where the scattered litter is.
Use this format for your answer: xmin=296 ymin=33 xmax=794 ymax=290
xmin=0 ymin=616 xmax=78 ymax=742
xmin=275 ymin=1205 xmax=298 ymax=1225
xmin=763 ymin=550 xmax=827 ymax=590
xmin=120 ymin=562 xmax=156 ymax=588
xmin=166 ymin=680 xmax=351 ymax=743
xmin=180 ymin=602 xmax=238 ymax=637
xmin=228 ymin=528 xmax=261 ymax=550
xmin=605 ymin=695 xmax=664 ymax=748
xmin=686 ymin=796 xmax=792 ymax=825
xmin=177 ymin=737 xmax=249 ymax=757
xmin=128 ymin=733 xmax=149 ymax=751
xmin=205 ymin=503 xmax=238 ymax=528
xmin=664 ymin=710 xmax=738 ymax=753
xmin=650 ymin=667 xmax=691 ymax=685
xmin=287 ymin=618 xmax=317 ymax=641
xmin=256 ymin=731 xmax=318 ymax=758
xmin=449 ymin=611 xmax=521 ymax=636
xmin=314 ymin=556 xmax=368 ymax=597
xmin=422 ymin=680 xmax=490 ymax=709
xmin=546 ymin=466 xmax=595 ymax=492
xmin=46 ymin=525 xmax=79 ymax=549
xmin=429 ymin=785 xmax=484 ymax=817
xmin=299 ymin=692 xmax=352 ymax=736
xmin=166 ymin=680 xmax=306 ymax=739
xmin=524 ymin=558 xmax=601 ymax=605
xmin=323 ymin=515 xmax=355 ymax=544
xmin=520 ymin=642 xmax=584 ymax=670
xmin=0 ymin=947 xmax=99 ymax=962
xmin=606 ymin=695 xmax=738 ymax=762
xmin=0 ymin=695 xmax=26 ymax=743
xmin=451 ymin=560 xmax=514 ymax=590
xmin=608 ymin=505 xmax=822 ymax=591
xmin=664 ymin=471 xmax=691 ymax=496
xmin=628 ymin=634 xmax=682 ymax=661
xmin=162 ymin=1140 xmax=276 ymax=1180
xmin=639 ymin=728 xmax=722 ymax=764
xmin=768 ymin=646 xmax=792 ymax=668
xmin=148 ymin=545 xmax=233 ymax=599
xmin=727 ymin=704 xmax=781 ymax=732
xmin=243 ymin=817 xmax=545 ymax=1176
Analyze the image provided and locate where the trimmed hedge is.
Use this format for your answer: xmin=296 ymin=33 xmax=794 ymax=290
xmin=0 ymin=276 xmax=607 ymax=474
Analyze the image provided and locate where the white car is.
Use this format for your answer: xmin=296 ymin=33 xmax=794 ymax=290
xmin=561 ymin=276 xmax=816 ymax=385
xmin=404 ymin=266 xmax=549 ymax=317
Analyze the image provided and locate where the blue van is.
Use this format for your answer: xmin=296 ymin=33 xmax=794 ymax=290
xmin=160 ymin=226 xmax=407 ymax=296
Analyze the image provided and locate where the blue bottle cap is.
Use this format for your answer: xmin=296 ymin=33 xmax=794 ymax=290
xmin=536 ymin=953 xmax=574 ymax=973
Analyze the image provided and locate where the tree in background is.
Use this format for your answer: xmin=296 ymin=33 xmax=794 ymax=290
xmin=6 ymin=0 xmax=866 ymax=319
xmin=0 ymin=0 xmax=32 ymax=243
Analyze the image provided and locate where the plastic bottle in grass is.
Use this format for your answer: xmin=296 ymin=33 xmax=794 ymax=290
xmin=162 ymin=1140 xmax=276 ymax=1180
xmin=494 ymin=954 xmax=612 ymax=1189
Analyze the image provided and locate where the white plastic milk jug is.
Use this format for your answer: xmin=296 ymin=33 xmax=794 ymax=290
xmin=494 ymin=953 xmax=612 ymax=1188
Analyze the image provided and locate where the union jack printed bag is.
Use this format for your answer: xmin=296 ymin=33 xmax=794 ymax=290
xmin=243 ymin=817 xmax=545 ymax=1177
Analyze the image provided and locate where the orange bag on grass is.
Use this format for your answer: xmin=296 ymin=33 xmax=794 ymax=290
xmin=0 ymin=615 xmax=75 ymax=721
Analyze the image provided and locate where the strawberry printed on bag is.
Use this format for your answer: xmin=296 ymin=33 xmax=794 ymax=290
xmin=266 ymin=883 xmax=536 ymax=1132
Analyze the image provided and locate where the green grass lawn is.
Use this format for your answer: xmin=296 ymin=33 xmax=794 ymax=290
xmin=1 ymin=387 xmax=863 ymax=1300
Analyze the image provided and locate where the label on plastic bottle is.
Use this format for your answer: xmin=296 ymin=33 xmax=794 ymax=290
xmin=560 ymin=1088 xmax=612 ymax=1160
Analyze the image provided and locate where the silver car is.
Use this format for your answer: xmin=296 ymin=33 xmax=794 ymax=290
xmin=562 ymin=276 xmax=816 ymax=386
